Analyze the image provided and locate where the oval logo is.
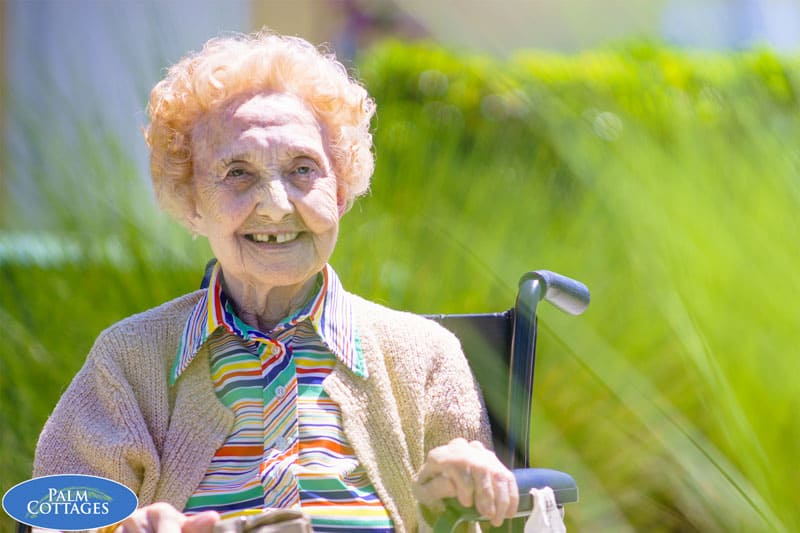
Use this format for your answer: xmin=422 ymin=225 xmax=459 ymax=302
xmin=2 ymin=474 xmax=138 ymax=531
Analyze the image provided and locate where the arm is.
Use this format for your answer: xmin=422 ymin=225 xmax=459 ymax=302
xmin=422 ymin=328 xmax=491 ymax=451
xmin=415 ymin=326 xmax=519 ymax=528
xmin=34 ymin=333 xmax=162 ymax=504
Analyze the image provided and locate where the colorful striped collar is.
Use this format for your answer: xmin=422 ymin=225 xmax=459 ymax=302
xmin=171 ymin=263 xmax=365 ymax=384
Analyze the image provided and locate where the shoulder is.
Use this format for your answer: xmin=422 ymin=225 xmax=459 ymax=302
xmin=344 ymin=292 xmax=489 ymax=446
xmin=88 ymin=290 xmax=204 ymax=368
xmin=348 ymin=292 xmax=460 ymax=350
xmin=346 ymin=292 xmax=469 ymax=382
xmin=95 ymin=290 xmax=203 ymax=343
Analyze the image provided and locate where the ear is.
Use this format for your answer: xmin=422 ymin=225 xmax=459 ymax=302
xmin=180 ymin=194 xmax=206 ymax=236
xmin=185 ymin=212 xmax=204 ymax=234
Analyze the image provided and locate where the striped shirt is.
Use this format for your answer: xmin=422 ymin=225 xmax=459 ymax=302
xmin=172 ymin=263 xmax=393 ymax=531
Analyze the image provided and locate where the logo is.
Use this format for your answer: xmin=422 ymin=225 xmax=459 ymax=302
xmin=2 ymin=475 xmax=137 ymax=531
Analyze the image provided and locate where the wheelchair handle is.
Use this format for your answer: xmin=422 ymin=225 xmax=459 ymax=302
xmin=433 ymin=468 xmax=578 ymax=532
xmin=520 ymin=270 xmax=590 ymax=315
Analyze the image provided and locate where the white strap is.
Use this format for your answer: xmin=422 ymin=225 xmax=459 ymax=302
xmin=523 ymin=487 xmax=567 ymax=533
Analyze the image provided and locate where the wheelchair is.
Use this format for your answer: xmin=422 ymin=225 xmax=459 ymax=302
xmin=16 ymin=267 xmax=589 ymax=533
xmin=425 ymin=270 xmax=588 ymax=532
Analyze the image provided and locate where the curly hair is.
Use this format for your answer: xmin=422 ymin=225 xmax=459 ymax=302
xmin=145 ymin=31 xmax=376 ymax=222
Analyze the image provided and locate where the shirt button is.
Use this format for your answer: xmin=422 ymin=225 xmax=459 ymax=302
xmin=269 ymin=343 xmax=281 ymax=356
xmin=275 ymin=385 xmax=286 ymax=398
xmin=275 ymin=436 xmax=289 ymax=450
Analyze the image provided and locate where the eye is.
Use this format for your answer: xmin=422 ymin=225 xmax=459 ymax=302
xmin=216 ymin=158 xmax=256 ymax=186
xmin=225 ymin=167 xmax=247 ymax=179
xmin=289 ymin=159 xmax=320 ymax=183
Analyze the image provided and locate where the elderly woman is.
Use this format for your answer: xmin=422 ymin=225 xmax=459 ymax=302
xmin=34 ymin=32 xmax=518 ymax=532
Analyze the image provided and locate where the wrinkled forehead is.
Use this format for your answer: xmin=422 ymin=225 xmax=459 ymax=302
xmin=230 ymin=93 xmax=320 ymax=127
xmin=190 ymin=92 xmax=325 ymax=154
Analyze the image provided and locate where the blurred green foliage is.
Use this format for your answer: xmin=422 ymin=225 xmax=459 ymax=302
xmin=2 ymin=41 xmax=799 ymax=531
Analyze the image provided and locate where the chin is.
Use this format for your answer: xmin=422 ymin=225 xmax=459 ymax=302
xmin=242 ymin=260 xmax=321 ymax=288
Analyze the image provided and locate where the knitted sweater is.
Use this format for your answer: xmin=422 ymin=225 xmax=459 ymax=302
xmin=34 ymin=289 xmax=491 ymax=532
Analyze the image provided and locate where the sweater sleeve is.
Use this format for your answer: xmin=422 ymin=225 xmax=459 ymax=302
xmin=417 ymin=325 xmax=491 ymax=533
xmin=33 ymin=332 xmax=162 ymax=504
xmin=423 ymin=324 xmax=493 ymax=453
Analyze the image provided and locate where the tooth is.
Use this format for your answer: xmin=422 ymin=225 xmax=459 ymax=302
xmin=276 ymin=232 xmax=298 ymax=244
xmin=249 ymin=232 xmax=298 ymax=244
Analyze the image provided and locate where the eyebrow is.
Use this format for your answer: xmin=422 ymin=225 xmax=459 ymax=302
xmin=215 ymin=144 xmax=327 ymax=166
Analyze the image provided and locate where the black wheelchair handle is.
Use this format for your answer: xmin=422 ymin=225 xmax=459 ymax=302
xmin=520 ymin=270 xmax=590 ymax=315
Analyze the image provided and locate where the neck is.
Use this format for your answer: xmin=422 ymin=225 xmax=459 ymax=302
xmin=222 ymin=275 xmax=318 ymax=332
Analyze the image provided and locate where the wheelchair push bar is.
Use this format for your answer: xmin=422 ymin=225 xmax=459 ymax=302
xmin=508 ymin=271 xmax=590 ymax=469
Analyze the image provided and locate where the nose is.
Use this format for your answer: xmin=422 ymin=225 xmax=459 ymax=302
xmin=256 ymin=178 xmax=293 ymax=221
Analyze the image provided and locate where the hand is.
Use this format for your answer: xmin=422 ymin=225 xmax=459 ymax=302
xmin=413 ymin=438 xmax=519 ymax=527
xmin=115 ymin=502 xmax=219 ymax=532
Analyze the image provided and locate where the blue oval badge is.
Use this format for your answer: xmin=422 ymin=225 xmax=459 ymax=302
xmin=3 ymin=474 xmax=138 ymax=530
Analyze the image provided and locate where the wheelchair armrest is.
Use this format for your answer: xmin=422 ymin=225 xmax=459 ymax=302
xmin=515 ymin=468 xmax=578 ymax=508
xmin=433 ymin=468 xmax=578 ymax=532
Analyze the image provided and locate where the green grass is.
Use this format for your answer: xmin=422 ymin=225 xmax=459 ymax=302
xmin=3 ymin=41 xmax=799 ymax=531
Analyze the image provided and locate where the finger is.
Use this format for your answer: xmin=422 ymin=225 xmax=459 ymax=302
xmin=417 ymin=438 xmax=475 ymax=484
xmin=117 ymin=509 xmax=151 ymax=533
xmin=416 ymin=446 xmax=452 ymax=484
xmin=148 ymin=503 xmax=186 ymax=533
xmin=445 ymin=462 xmax=474 ymax=508
xmin=472 ymin=463 xmax=495 ymax=522
xmin=413 ymin=475 xmax=457 ymax=511
xmin=181 ymin=511 xmax=219 ymax=533
xmin=506 ymin=476 xmax=520 ymax=519
xmin=116 ymin=517 xmax=142 ymax=533
xmin=468 ymin=440 xmax=486 ymax=451
xmin=450 ymin=437 xmax=470 ymax=447
xmin=183 ymin=511 xmax=220 ymax=533
xmin=416 ymin=459 xmax=441 ymax=485
xmin=491 ymin=473 xmax=511 ymax=527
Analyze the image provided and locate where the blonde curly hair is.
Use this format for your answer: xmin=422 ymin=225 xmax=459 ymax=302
xmin=145 ymin=31 xmax=376 ymax=222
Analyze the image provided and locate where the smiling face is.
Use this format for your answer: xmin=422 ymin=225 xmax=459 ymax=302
xmin=188 ymin=92 xmax=344 ymax=307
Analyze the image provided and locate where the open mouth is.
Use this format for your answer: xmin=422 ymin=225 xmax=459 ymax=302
xmin=245 ymin=232 xmax=300 ymax=244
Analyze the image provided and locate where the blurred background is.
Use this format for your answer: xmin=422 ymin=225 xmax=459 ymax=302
xmin=2 ymin=1 xmax=799 ymax=531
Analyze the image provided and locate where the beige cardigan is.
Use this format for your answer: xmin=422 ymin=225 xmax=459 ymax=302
xmin=34 ymin=289 xmax=491 ymax=532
